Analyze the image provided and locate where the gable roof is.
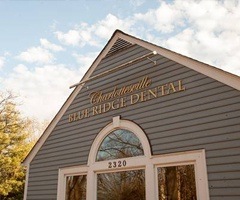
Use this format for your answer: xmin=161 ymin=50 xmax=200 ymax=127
xmin=23 ymin=29 xmax=240 ymax=165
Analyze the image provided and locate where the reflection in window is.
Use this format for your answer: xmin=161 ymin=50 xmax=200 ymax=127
xmin=96 ymin=129 xmax=144 ymax=161
xmin=97 ymin=169 xmax=145 ymax=200
xmin=65 ymin=175 xmax=87 ymax=200
xmin=158 ymin=165 xmax=196 ymax=200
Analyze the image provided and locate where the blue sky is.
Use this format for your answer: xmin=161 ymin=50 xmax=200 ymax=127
xmin=0 ymin=0 xmax=240 ymax=122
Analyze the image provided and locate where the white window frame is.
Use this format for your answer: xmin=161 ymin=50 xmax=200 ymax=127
xmin=57 ymin=116 xmax=209 ymax=200
xmin=57 ymin=165 xmax=88 ymax=200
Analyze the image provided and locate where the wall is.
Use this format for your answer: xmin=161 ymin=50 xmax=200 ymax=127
xmin=27 ymin=44 xmax=240 ymax=200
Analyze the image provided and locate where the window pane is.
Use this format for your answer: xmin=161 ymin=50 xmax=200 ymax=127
xmin=96 ymin=129 xmax=144 ymax=161
xmin=97 ymin=169 xmax=145 ymax=200
xmin=158 ymin=165 xmax=197 ymax=200
xmin=65 ymin=175 xmax=87 ymax=200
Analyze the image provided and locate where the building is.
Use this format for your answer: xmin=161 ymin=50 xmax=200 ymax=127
xmin=23 ymin=30 xmax=240 ymax=200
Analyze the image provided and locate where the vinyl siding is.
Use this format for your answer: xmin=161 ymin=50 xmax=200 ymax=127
xmin=27 ymin=44 xmax=240 ymax=199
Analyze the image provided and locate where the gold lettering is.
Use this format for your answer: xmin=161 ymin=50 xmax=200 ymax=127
xmin=75 ymin=113 xmax=79 ymax=121
xmin=78 ymin=111 xmax=84 ymax=120
xmin=69 ymin=114 xmax=74 ymax=123
xmin=167 ymin=82 xmax=177 ymax=94
xmin=145 ymin=77 xmax=152 ymax=87
xmin=111 ymin=99 xmax=120 ymax=110
xmin=89 ymin=91 xmax=102 ymax=104
xmin=131 ymin=94 xmax=140 ymax=105
xmin=178 ymin=80 xmax=185 ymax=91
xmin=148 ymin=88 xmax=157 ymax=99
xmin=120 ymin=97 xmax=127 ymax=108
xmin=92 ymin=106 xmax=99 ymax=116
xmin=89 ymin=76 xmax=152 ymax=105
xmin=69 ymin=77 xmax=187 ymax=123
xmin=140 ymin=91 xmax=147 ymax=102
xmin=84 ymin=109 xmax=89 ymax=118
xmin=98 ymin=104 xmax=102 ymax=114
xmin=159 ymin=84 xmax=167 ymax=96
xmin=103 ymin=102 xmax=111 ymax=113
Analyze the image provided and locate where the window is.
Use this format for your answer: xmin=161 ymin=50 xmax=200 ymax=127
xmin=66 ymin=175 xmax=87 ymax=200
xmin=97 ymin=169 xmax=145 ymax=200
xmin=57 ymin=116 xmax=209 ymax=200
xmin=157 ymin=165 xmax=196 ymax=200
xmin=96 ymin=129 xmax=144 ymax=161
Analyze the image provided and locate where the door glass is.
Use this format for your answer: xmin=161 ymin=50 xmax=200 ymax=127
xmin=158 ymin=165 xmax=197 ymax=200
xmin=65 ymin=175 xmax=87 ymax=200
xmin=96 ymin=129 xmax=144 ymax=161
xmin=97 ymin=169 xmax=145 ymax=200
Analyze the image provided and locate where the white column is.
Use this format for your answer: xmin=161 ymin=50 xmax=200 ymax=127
xmin=145 ymin=161 xmax=157 ymax=200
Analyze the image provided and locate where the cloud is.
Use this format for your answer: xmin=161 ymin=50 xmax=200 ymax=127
xmin=40 ymin=38 xmax=64 ymax=52
xmin=130 ymin=0 xmax=145 ymax=7
xmin=157 ymin=0 xmax=240 ymax=75
xmin=54 ymin=22 xmax=99 ymax=47
xmin=182 ymin=0 xmax=240 ymax=33
xmin=3 ymin=64 xmax=80 ymax=121
xmin=55 ymin=14 xmax=133 ymax=47
xmin=134 ymin=1 xmax=184 ymax=33
xmin=55 ymin=29 xmax=83 ymax=46
xmin=4 ymin=51 xmax=11 ymax=57
xmin=0 ymin=57 xmax=5 ymax=70
xmin=120 ymin=0 xmax=239 ymax=75
xmin=16 ymin=47 xmax=54 ymax=64
xmin=93 ymin=14 xmax=134 ymax=39
xmin=73 ymin=51 xmax=99 ymax=74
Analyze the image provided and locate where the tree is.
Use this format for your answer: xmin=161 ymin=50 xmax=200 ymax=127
xmin=0 ymin=91 xmax=36 ymax=200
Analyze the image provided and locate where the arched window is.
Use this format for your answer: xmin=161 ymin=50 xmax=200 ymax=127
xmin=96 ymin=129 xmax=144 ymax=161
xmin=57 ymin=116 xmax=210 ymax=200
xmin=87 ymin=116 xmax=151 ymax=166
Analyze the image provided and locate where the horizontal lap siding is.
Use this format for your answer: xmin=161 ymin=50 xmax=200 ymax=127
xmin=27 ymin=45 xmax=240 ymax=199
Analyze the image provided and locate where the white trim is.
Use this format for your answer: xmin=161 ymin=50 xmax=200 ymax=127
xmin=23 ymin=164 xmax=29 ymax=200
xmin=151 ymin=149 xmax=210 ymax=200
xmin=57 ymin=150 xmax=209 ymax=200
xmin=57 ymin=117 xmax=209 ymax=200
xmin=22 ymin=85 xmax=84 ymax=165
xmin=88 ymin=116 xmax=152 ymax=166
xmin=57 ymin=165 xmax=88 ymax=200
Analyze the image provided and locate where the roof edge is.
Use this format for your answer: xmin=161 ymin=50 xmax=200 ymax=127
xmin=118 ymin=31 xmax=240 ymax=91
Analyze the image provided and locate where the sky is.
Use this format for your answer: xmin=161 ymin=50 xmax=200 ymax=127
xmin=0 ymin=0 xmax=240 ymax=123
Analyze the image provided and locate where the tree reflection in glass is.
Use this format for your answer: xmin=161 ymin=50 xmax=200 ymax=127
xmin=96 ymin=129 xmax=144 ymax=161
xmin=65 ymin=175 xmax=87 ymax=200
xmin=97 ymin=169 xmax=145 ymax=200
xmin=158 ymin=165 xmax=197 ymax=200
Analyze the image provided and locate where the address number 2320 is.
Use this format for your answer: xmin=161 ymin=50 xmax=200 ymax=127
xmin=108 ymin=160 xmax=127 ymax=169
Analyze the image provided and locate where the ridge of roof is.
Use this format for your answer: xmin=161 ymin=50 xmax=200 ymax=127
xmin=23 ymin=29 xmax=240 ymax=165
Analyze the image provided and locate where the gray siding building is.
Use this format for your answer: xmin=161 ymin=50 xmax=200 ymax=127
xmin=23 ymin=30 xmax=240 ymax=200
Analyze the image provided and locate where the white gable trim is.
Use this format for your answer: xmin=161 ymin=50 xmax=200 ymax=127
xmin=23 ymin=30 xmax=240 ymax=166
xmin=22 ymin=85 xmax=83 ymax=165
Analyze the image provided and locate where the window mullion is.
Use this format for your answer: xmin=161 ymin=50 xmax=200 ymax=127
xmin=146 ymin=161 xmax=157 ymax=200
xmin=86 ymin=167 xmax=96 ymax=200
